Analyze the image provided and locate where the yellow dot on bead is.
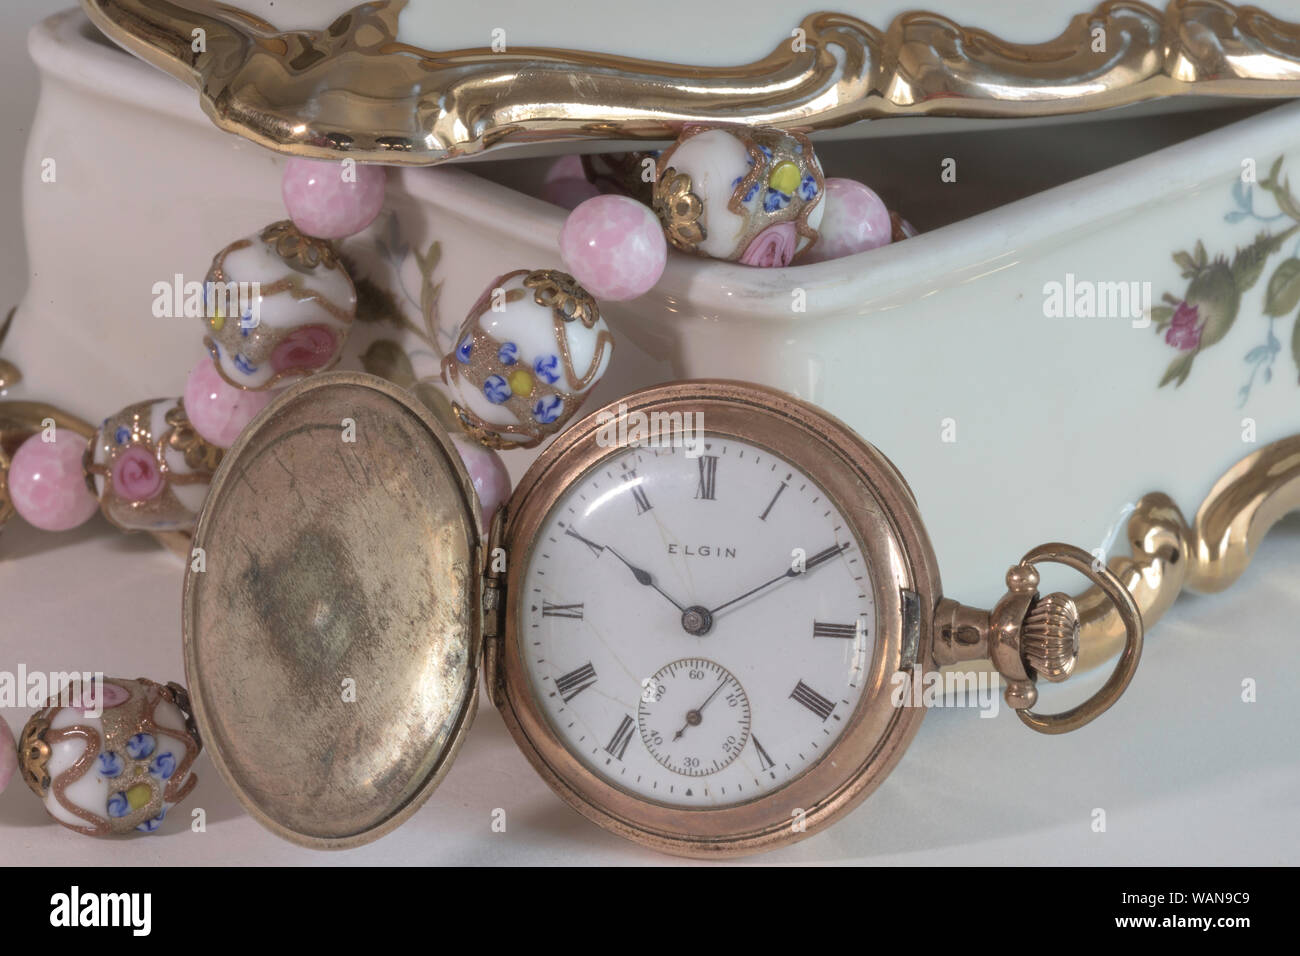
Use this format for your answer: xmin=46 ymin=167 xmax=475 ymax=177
xmin=210 ymin=306 xmax=225 ymax=332
xmin=126 ymin=784 xmax=151 ymax=811
xmin=768 ymin=161 xmax=800 ymax=195
xmin=508 ymin=369 xmax=534 ymax=396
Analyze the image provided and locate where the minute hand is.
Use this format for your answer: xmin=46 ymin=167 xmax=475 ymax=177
xmin=708 ymin=543 xmax=848 ymax=616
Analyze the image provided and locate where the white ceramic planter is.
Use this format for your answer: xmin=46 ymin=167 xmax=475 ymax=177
xmin=11 ymin=10 xmax=1300 ymax=609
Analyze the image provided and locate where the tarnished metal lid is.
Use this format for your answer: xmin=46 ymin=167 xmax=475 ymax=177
xmin=182 ymin=372 xmax=482 ymax=849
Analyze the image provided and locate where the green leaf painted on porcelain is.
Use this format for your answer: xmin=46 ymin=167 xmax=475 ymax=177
xmin=361 ymin=339 xmax=415 ymax=387
xmin=1159 ymin=351 xmax=1195 ymax=388
xmin=1264 ymin=258 xmax=1300 ymax=317
xmin=1184 ymin=261 xmax=1240 ymax=349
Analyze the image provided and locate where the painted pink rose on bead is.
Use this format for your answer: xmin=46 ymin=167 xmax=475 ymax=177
xmin=65 ymin=681 xmax=131 ymax=716
xmin=1164 ymin=301 xmax=1202 ymax=351
xmin=740 ymin=222 xmax=797 ymax=268
xmin=0 ymin=720 xmax=16 ymax=795
xmin=270 ymin=325 xmax=337 ymax=374
xmin=7 ymin=432 xmax=99 ymax=532
xmin=112 ymin=446 xmax=164 ymax=502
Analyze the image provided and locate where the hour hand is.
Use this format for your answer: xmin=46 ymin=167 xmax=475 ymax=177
xmin=564 ymin=527 xmax=685 ymax=611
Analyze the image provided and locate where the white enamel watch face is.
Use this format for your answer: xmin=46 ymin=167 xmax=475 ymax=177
xmin=520 ymin=439 xmax=874 ymax=807
xmin=498 ymin=381 xmax=939 ymax=856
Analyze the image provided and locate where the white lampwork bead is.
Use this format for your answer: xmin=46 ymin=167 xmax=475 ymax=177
xmin=441 ymin=269 xmax=613 ymax=449
xmin=88 ymin=397 xmax=222 ymax=533
xmin=801 ymin=178 xmax=893 ymax=262
xmin=201 ymin=221 xmax=356 ymax=391
xmin=18 ymin=678 xmax=201 ymax=837
xmin=652 ymin=126 xmax=825 ymax=266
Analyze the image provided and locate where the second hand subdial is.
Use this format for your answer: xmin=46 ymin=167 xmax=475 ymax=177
xmin=639 ymin=659 xmax=751 ymax=777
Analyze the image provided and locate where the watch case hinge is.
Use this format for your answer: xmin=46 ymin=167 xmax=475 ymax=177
xmin=480 ymin=504 xmax=508 ymax=706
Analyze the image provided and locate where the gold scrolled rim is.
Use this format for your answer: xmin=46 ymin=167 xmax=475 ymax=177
xmin=81 ymin=0 xmax=1300 ymax=165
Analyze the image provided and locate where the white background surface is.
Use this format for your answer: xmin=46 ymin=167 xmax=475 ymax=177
xmin=1 ymin=2 xmax=1297 ymax=866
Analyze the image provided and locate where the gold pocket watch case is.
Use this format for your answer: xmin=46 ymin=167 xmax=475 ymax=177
xmin=183 ymin=371 xmax=1138 ymax=856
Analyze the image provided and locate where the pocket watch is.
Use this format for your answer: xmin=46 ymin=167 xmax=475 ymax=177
xmin=182 ymin=372 xmax=1141 ymax=856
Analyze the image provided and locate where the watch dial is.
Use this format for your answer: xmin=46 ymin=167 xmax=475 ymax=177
xmin=520 ymin=438 xmax=876 ymax=808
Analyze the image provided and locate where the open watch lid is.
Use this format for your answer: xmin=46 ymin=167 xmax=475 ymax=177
xmin=82 ymin=0 xmax=1300 ymax=164
xmin=182 ymin=372 xmax=482 ymax=849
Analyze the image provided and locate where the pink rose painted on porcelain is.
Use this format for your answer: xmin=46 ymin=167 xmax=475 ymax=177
xmin=112 ymin=446 xmax=163 ymax=502
xmin=270 ymin=325 xmax=337 ymax=373
xmin=740 ymin=223 xmax=797 ymax=268
xmin=1164 ymin=301 xmax=1202 ymax=352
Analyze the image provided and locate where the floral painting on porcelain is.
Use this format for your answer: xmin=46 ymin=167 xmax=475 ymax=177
xmin=1153 ymin=155 xmax=1300 ymax=405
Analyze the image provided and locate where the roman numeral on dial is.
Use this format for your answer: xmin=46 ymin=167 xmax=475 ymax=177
xmin=694 ymin=455 xmax=718 ymax=500
xmin=564 ymin=526 xmax=603 ymax=558
xmin=812 ymin=620 xmax=858 ymax=639
xmin=542 ymin=601 xmax=584 ymax=619
xmin=554 ymin=663 xmax=597 ymax=702
xmin=624 ymin=470 xmax=653 ymax=515
xmin=604 ymin=714 xmax=635 ymax=760
xmin=790 ymin=680 xmax=836 ymax=721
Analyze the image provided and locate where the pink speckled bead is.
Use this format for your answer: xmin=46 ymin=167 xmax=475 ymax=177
xmin=0 ymin=720 xmax=14 ymax=795
xmin=802 ymin=178 xmax=892 ymax=263
xmin=184 ymin=356 xmax=275 ymax=448
xmin=281 ymin=157 xmax=386 ymax=239
xmin=452 ymin=435 xmax=511 ymax=527
xmin=559 ymin=194 xmax=667 ymax=301
xmin=542 ymin=155 xmax=601 ymax=210
xmin=7 ymin=431 xmax=98 ymax=532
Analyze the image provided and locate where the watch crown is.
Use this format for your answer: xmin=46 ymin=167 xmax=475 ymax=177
xmin=1021 ymin=592 xmax=1079 ymax=682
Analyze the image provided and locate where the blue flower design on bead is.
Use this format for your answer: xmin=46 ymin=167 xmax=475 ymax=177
xmin=456 ymin=337 xmax=473 ymax=363
xmin=534 ymin=354 xmax=561 ymax=385
xmin=533 ymin=395 xmax=564 ymax=425
xmin=483 ymin=375 xmax=511 ymax=404
xmin=497 ymin=342 xmax=519 ymax=366
xmin=798 ymin=174 xmax=818 ymax=201
xmin=764 ymin=189 xmax=791 ymax=213
xmin=731 ymin=175 xmax=761 ymax=203
xmin=758 ymin=144 xmax=774 ymax=161
xmin=233 ymin=353 xmax=258 ymax=376
xmin=107 ymin=792 xmax=130 ymax=818
xmin=136 ymin=808 xmax=167 ymax=833
xmin=97 ymin=752 xmax=124 ymax=778
xmin=149 ymin=752 xmax=177 ymax=780
xmin=126 ymin=733 xmax=156 ymax=760
xmin=114 ymin=426 xmax=130 ymax=445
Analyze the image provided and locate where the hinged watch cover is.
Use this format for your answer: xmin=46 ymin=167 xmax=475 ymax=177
xmin=182 ymin=372 xmax=483 ymax=849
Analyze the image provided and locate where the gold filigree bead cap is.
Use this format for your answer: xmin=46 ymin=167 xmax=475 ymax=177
xmin=1020 ymin=592 xmax=1080 ymax=683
